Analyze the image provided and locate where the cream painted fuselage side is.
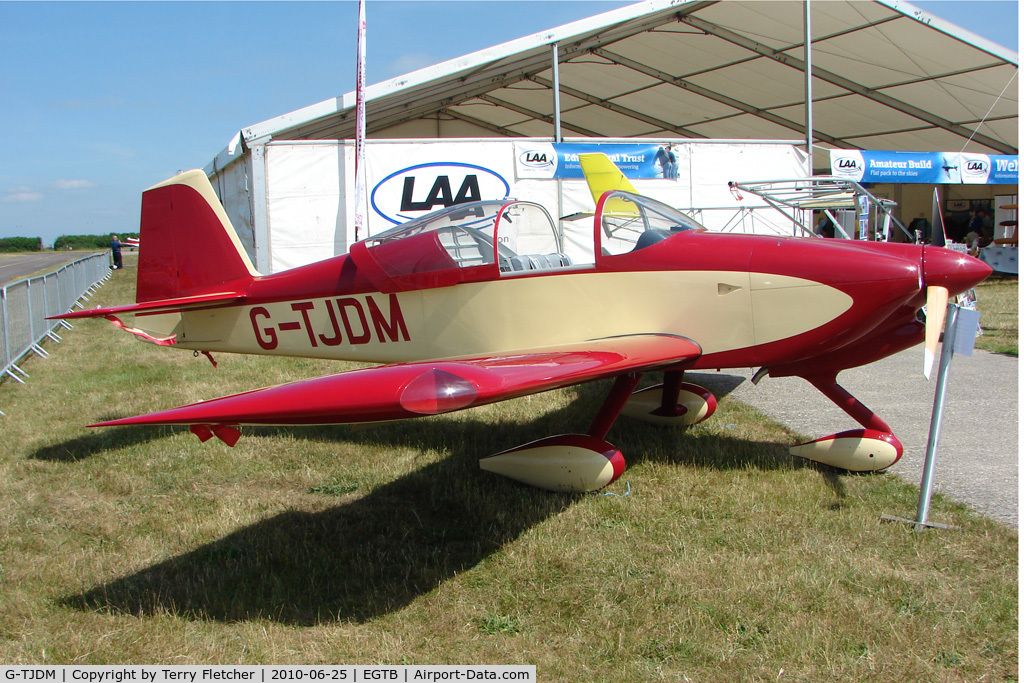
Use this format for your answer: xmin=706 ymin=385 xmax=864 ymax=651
xmin=161 ymin=268 xmax=851 ymax=369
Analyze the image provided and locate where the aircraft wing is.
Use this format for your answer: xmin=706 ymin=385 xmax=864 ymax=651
xmin=92 ymin=334 xmax=702 ymax=431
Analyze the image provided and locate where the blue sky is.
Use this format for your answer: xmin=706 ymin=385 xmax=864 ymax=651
xmin=0 ymin=1 xmax=1017 ymax=246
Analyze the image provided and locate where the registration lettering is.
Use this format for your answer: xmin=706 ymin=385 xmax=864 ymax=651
xmin=250 ymin=293 xmax=409 ymax=351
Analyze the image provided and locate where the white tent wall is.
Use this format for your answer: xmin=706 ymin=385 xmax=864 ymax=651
xmin=209 ymin=154 xmax=258 ymax=268
xmin=265 ymin=143 xmax=349 ymax=273
xmin=216 ymin=138 xmax=808 ymax=273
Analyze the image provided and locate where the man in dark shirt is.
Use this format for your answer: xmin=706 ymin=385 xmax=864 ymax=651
xmin=110 ymin=235 xmax=123 ymax=269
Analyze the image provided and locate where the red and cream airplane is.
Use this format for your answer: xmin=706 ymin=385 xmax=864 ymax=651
xmin=55 ymin=162 xmax=990 ymax=491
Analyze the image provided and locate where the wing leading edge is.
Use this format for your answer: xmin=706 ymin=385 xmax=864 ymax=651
xmin=92 ymin=334 xmax=702 ymax=431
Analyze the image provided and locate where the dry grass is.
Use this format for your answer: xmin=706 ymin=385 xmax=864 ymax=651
xmin=0 ymin=257 xmax=1016 ymax=680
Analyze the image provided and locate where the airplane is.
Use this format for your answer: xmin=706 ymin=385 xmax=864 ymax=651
xmin=941 ymin=156 xmax=959 ymax=181
xmin=52 ymin=166 xmax=992 ymax=492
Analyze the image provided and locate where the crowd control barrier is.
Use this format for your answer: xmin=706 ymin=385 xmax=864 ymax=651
xmin=0 ymin=252 xmax=112 ymax=415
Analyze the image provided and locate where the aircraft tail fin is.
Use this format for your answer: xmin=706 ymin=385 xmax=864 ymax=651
xmin=136 ymin=170 xmax=259 ymax=304
xmin=578 ymin=153 xmax=642 ymax=217
xmin=579 ymin=153 xmax=639 ymax=202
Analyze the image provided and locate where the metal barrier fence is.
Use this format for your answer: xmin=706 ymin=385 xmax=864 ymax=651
xmin=1 ymin=252 xmax=112 ymax=414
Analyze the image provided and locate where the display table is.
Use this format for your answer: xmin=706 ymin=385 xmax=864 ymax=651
xmin=978 ymin=245 xmax=1018 ymax=274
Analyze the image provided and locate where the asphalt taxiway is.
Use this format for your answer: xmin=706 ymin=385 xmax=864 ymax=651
xmin=0 ymin=252 xmax=101 ymax=285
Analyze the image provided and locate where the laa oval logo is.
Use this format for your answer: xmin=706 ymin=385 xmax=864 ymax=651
xmin=832 ymin=156 xmax=862 ymax=175
xmin=962 ymin=158 xmax=989 ymax=178
xmin=371 ymin=162 xmax=511 ymax=225
xmin=518 ymin=150 xmax=556 ymax=169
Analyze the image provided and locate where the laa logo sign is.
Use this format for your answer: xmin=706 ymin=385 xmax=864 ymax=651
xmin=518 ymin=149 xmax=556 ymax=170
xmin=371 ymin=162 xmax=511 ymax=225
xmin=832 ymin=155 xmax=863 ymax=177
xmin=961 ymin=156 xmax=990 ymax=179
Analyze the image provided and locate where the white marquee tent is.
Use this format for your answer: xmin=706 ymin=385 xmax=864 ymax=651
xmin=203 ymin=0 xmax=1018 ymax=272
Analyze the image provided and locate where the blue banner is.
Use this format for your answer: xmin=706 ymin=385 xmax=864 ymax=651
xmin=988 ymin=155 xmax=1019 ymax=184
xmin=830 ymin=150 xmax=1018 ymax=184
xmin=514 ymin=142 xmax=679 ymax=180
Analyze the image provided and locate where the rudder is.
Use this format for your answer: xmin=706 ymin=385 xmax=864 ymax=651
xmin=136 ymin=170 xmax=259 ymax=303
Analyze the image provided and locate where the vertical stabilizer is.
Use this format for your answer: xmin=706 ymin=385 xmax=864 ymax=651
xmin=136 ymin=170 xmax=259 ymax=303
xmin=578 ymin=153 xmax=641 ymax=217
xmin=579 ymin=153 xmax=639 ymax=202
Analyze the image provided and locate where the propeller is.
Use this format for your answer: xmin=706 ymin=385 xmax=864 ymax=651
xmin=920 ymin=189 xmax=987 ymax=379
xmin=924 ymin=285 xmax=949 ymax=379
xmin=930 ymin=187 xmax=946 ymax=248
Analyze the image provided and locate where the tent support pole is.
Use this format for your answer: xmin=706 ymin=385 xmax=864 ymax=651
xmin=552 ymin=42 xmax=562 ymax=144
xmin=552 ymin=41 xmax=564 ymax=246
xmin=250 ymin=140 xmax=272 ymax=274
xmin=804 ymin=0 xmax=813 ymax=177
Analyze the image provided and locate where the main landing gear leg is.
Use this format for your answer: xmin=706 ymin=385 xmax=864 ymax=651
xmin=588 ymin=373 xmax=643 ymax=439
xmin=479 ymin=374 xmax=641 ymax=493
xmin=790 ymin=373 xmax=903 ymax=471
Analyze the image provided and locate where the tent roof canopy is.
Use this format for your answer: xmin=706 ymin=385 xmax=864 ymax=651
xmin=209 ymin=0 xmax=1018 ymax=173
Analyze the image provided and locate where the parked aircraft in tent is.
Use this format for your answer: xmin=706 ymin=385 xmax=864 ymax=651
xmin=55 ymin=168 xmax=991 ymax=492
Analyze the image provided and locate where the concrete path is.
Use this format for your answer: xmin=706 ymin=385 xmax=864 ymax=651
xmin=698 ymin=346 xmax=1018 ymax=528
xmin=0 ymin=252 xmax=97 ymax=285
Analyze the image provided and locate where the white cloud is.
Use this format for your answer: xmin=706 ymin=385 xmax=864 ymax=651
xmin=54 ymin=179 xmax=99 ymax=190
xmin=3 ymin=187 xmax=43 ymax=203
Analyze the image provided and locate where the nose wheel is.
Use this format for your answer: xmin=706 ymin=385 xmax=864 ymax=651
xmin=790 ymin=429 xmax=903 ymax=471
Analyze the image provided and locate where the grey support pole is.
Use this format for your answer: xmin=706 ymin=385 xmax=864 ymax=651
xmin=915 ymin=303 xmax=960 ymax=530
xmin=880 ymin=302 xmax=966 ymax=532
xmin=552 ymin=41 xmax=564 ymax=244
xmin=552 ymin=42 xmax=562 ymax=144
xmin=804 ymin=0 xmax=814 ymax=177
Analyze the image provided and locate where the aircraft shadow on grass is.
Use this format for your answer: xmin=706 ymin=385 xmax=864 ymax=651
xmin=30 ymin=425 xmax=178 ymax=463
xmin=60 ymin=373 xmax=842 ymax=625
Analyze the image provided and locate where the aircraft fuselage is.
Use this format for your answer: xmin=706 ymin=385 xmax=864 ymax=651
xmin=140 ymin=229 xmax=967 ymax=380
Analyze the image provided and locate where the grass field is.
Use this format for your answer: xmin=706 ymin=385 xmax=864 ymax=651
xmin=975 ymin=274 xmax=1019 ymax=355
xmin=0 ymin=258 xmax=1016 ymax=680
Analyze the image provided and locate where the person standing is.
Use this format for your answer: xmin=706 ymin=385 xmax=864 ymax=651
xmin=110 ymin=234 xmax=123 ymax=269
xmin=654 ymin=145 xmax=678 ymax=180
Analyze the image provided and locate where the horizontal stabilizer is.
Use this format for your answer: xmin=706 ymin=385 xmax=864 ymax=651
xmin=50 ymin=291 xmax=247 ymax=320
xmin=92 ymin=334 xmax=702 ymax=429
